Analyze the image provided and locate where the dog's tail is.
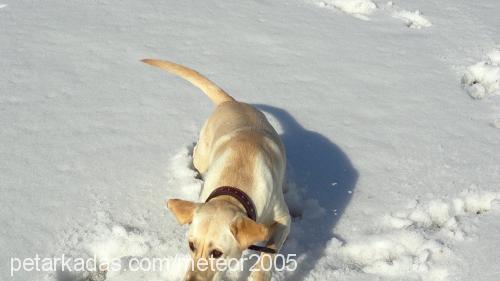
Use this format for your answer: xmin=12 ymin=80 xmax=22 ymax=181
xmin=141 ymin=59 xmax=235 ymax=105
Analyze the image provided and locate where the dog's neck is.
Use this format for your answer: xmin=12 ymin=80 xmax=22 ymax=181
xmin=208 ymin=195 xmax=247 ymax=215
xmin=205 ymin=186 xmax=258 ymax=221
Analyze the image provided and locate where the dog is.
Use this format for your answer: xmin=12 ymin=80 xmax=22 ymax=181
xmin=142 ymin=59 xmax=291 ymax=281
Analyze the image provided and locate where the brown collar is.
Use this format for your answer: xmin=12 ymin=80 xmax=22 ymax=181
xmin=206 ymin=186 xmax=257 ymax=220
xmin=205 ymin=186 xmax=276 ymax=254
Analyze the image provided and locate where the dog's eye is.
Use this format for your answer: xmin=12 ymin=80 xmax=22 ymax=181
xmin=189 ymin=241 xmax=196 ymax=252
xmin=210 ymin=249 xmax=223 ymax=259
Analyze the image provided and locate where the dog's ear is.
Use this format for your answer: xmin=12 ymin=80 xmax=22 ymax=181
xmin=166 ymin=199 xmax=199 ymax=225
xmin=230 ymin=216 xmax=269 ymax=250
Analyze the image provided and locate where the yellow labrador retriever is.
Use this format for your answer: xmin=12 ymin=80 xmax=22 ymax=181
xmin=142 ymin=59 xmax=291 ymax=281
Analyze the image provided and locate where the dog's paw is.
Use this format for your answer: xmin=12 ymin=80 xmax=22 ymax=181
xmin=248 ymin=269 xmax=272 ymax=281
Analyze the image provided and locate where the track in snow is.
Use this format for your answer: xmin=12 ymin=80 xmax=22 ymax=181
xmin=312 ymin=0 xmax=432 ymax=28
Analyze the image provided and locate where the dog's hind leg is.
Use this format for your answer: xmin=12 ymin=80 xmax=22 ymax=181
xmin=193 ymin=121 xmax=210 ymax=175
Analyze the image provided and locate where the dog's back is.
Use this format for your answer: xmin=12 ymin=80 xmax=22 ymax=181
xmin=143 ymin=58 xmax=288 ymax=221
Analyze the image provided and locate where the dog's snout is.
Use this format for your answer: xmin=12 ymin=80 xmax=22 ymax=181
xmin=185 ymin=272 xmax=204 ymax=281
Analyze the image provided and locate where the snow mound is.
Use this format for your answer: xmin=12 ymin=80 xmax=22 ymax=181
xmin=53 ymin=210 xmax=191 ymax=281
xmin=89 ymin=223 xmax=191 ymax=281
xmin=340 ymin=230 xmax=449 ymax=281
xmin=392 ymin=9 xmax=432 ymax=29
xmin=383 ymin=189 xmax=500 ymax=240
xmin=316 ymin=0 xmax=434 ymax=29
xmin=462 ymin=49 xmax=500 ymax=99
xmin=165 ymin=147 xmax=203 ymax=200
xmin=317 ymin=0 xmax=377 ymax=20
xmin=338 ymin=189 xmax=500 ymax=281
xmin=87 ymin=225 xmax=151 ymax=269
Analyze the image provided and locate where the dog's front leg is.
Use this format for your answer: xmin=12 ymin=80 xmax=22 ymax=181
xmin=248 ymin=214 xmax=291 ymax=281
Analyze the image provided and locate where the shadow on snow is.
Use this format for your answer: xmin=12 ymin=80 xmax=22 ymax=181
xmin=255 ymin=104 xmax=359 ymax=281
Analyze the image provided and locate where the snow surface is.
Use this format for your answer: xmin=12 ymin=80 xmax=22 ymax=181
xmin=318 ymin=0 xmax=378 ymax=21
xmin=1 ymin=0 xmax=500 ymax=281
xmin=462 ymin=48 xmax=500 ymax=99
xmin=391 ymin=9 xmax=432 ymax=29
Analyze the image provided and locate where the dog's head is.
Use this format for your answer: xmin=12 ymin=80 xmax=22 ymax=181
xmin=166 ymin=198 xmax=269 ymax=281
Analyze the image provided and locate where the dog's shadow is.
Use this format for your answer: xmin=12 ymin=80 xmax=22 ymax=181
xmin=255 ymin=104 xmax=359 ymax=280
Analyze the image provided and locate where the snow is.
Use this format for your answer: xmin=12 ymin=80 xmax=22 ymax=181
xmin=323 ymin=0 xmax=378 ymax=21
xmin=462 ymin=48 xmax=500 ymax=99
xmin=314 ymin=0 xmax=432 ymax=27
xmin=340 ymin=230 xmax=449 ymax=280
xmin=391 ymin=10 xmax=432 ymax=29
xmin=1 ymin=0 xmax=500 ymax=281
xmin=488 ymin=49 xmax=500 ymax=65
